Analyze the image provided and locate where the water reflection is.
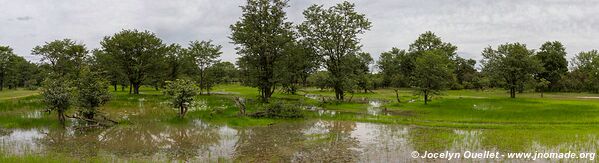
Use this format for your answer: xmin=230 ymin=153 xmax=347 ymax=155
xmin=1 ymin=120 xmax=598 ymax=162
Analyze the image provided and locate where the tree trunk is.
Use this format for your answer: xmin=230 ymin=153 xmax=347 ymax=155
xmin=129 ymin=83 xmax=133 ymax=94
xmin=113 ymin=82 xmax=117 ymax=91
xmin=510 ymin=87 xmax=516 ymax=98
xmin=541 ymin=91 xmax=544 ymax=98
xmin=424 ymin=92 xmax=428 ymax=105
xmin=394 ymin=89 xmax=400 ymax=103
xmin=179 ymin=106 xmax=185 ymax=118
xmin=334 ymin=86 xmax=344 ymax=101
xmin=121 ymin=85 xmax=125 ymax=91
xmin=0 ymin=72 xmax=4 ymax=91
xmin=58 ymin=110 xmax=66 ymax=126
xmin=133 ymin=83 xmax=140 ymax=94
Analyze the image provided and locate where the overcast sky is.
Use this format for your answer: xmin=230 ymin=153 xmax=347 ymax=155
xmin=1 ymin=0 xmax=598 ymax=68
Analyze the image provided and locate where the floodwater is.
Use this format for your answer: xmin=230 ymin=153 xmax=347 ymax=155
xmin=2 ymin=119 xmax=598 ymax=162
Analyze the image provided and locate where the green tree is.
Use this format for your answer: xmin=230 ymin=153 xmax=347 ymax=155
xmin=413 ymin=50 xmax=454 ymax=104
xmin=536 ymin=41 xmax=568 ymax=91
xmin=75 ymin=67 xmax=111 ymax=119
xmin=536 ymin=78 xmax=550 ymax=98
xmin=0 ymin=46 xmax=15 ymax=91
xmin=454 ymin=57 xmax=477 ymax=89
xmin=377 ymin=48 xmax=411 ymax=102
xmin=354 ymin=52 xmax=373 ymax=93
xmin=481 ymin=43 xmax=542 ymax=98
xmin=299 ymin=1 xmax=372 ymax=100
xmin=277 ymin=42 xmax=318 ymax=94
xmin=307 ymin=71 xmax=331 ymax=91
xmin=163 ymin=79 xmax=200 ymax=118
xmin=100 ymin=29 xmax=166 ymax=94
xmin=32 ymin=39 xmax=87 ymax=79
xmin=92 ymin=49 xmax=126 ymax=92
xmin=41 ymin=77 xmax=73 ymax=124
xmin=186 ymin=40 xmax=222 ymax=95
xmin=209 ymin=61 xmax=238 ymax=84
xmin=230 ymin=0 xmax=295 ymax=102
xmin=570 ymin=50 xmax=599 ymax=92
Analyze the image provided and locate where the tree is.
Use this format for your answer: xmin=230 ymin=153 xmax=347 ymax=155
xmin=307 ymin=71 xmax=331 ymax=91
xmin=536 ymin=41 xmax=568 ymax=91
xmin=354 ymin=52 xmax=373 ymax=93
xmin=481 ymin=43 xmax=542 ymax=98
xmin=163 ymin=79 xmax=200 ymax=118
xmin=0 ymin=46 xmax=15 ymax=91
xmin=230 ymin=0 xmax=295 ymax=102
xmin=377 ymin=48 xmax=410 ymax=102
xmin=32 ymin=39 xmax=87 ymax=79
xmin=570 ymin=50 xmax=599 ymax=92
xmin=100 ymin=29 xmax=166 ymax=94
xmin=277 ymin=42 xmax=318 ymax=94
xmin=186 ymin=40 xmax=222 ymax=95
xmin=413 ymin=50 xmax=454 ymax=104
xmin=92 ymin=49 xmax=126 ymax=92
xmin=299 ymin=1 xmax=372 ymax=100
xmin=209 ymin=61 xmax=239 ymax=84
xmin=41 ymin=77 xmax=73 ymax=124
xmin=454 ymin=57 xmax=478 ymax=89
xmin=537 ymin=78 xmax=550 ymax=98
xmin=75 ymin=67 xmax=111 ymax=119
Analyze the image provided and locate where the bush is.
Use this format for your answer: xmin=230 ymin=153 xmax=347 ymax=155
xmin=251 ymin=102 xmax=303 ymax=118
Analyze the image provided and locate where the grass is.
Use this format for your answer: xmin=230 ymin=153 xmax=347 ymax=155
xmin=0 ymin=89 xmax=39 ymax=101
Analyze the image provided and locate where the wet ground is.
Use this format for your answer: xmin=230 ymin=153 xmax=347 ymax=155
xmin=2 ymin=119 xmax=598 ymax=162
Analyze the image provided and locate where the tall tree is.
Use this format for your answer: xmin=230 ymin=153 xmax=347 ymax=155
xmin=570 ymin=50 xmax=599 ymax=92
xmin=75 ymin=67 xmax=111 ymax=119
xmin=535 ymin=41 xmax=568 ymax=91
xmin=299 ymin=1 xmax=372 ymax=100
xmin=32 ymin=39 xmax=87 ymax=79
xmin=277 ymin=42 xmax=318 ymax=94
xmin=230 ymin=0 xmax=295 ymax=102
xmin=454 ymin=57 xmax=478 ymax=89
xmin=0 ymin=46 xmax=15 ymax=91
xmin=377 ymin=48 xmax=409 ymax=102
xmin=41 ymin=76 xmax=73 ymax=125
xmin=413 ymin=50 xmax=454 ymax=104
xmin=100 ymin=29 xmax=166 ymax=94
xmin=186 ymin=40 xmax=222 ymax=95
xmin=354 ymin=52 xmax=373 ymax=93
xmin=481 ymin=43 xmax=541 ymax=98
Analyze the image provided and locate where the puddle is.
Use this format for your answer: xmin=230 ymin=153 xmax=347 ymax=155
xmin=1 ymin=120 xmax=597 ymax=162
xmin=367 ymin=100 xmax=389 ymax=116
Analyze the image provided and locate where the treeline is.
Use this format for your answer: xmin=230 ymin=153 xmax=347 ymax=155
xmin=1 ymin=0 xmax=598 ymax=105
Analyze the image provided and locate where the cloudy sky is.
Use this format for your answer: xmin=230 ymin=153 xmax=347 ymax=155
xmin=1 ymin=0 xmax=598 ymax=68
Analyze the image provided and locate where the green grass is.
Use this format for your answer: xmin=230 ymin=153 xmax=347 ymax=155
xmin=0 ymin=89 xmax=39 ymax=100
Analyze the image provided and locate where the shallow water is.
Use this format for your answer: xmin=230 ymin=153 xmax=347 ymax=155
xmin=1 ymin=120 xmax=598 ymax=162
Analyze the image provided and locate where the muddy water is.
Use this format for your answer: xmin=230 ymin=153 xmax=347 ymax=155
xmin=1 ymin=120 xmax=598 ymax=162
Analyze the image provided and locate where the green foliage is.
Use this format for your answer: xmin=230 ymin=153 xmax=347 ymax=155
xmin=32 ymin=39 xmax=87 ymax=79
xmin=413 ymin=50 xmax=454 ymax=104
xmin=231 ymin=0 xmax=295 ymax=102
xmin=41 ymin=77 xmax=73 ymax=123
xmin=75 ymin=68 xmax=111 ymax=119
xmin=252 ymin=102 xmax=304 ymax=118
xmin=481 ymin=43 xmax=542 ymax=98
xmin=377 ymin=48 xmax=410 ymax=88
xmin=299 ymin=1 xmax=372 ymax=100
xmin=100 ymin=29 xmax=166 ymax=94
xmin=536 ymin=41 xmax=568 ymax=91
xmin=569 ymin=50 xmax=599 ymax=92
xmin=186 ymin=40 xmax=222 ymax=94
xmin=163 ymin=79 xmax=200 ymax=118
xmin=307 ymin=71 xmax=331 ymax=90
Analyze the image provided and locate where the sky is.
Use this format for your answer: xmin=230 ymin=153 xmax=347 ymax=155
xmin=1 ymin=0 xmax=598 ymax=69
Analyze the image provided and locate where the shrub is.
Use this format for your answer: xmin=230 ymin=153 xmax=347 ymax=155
xmin=251 ymin=102 xmax=303 ymax=118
